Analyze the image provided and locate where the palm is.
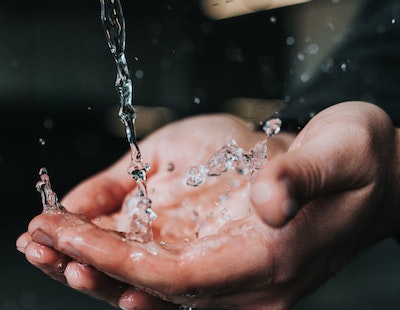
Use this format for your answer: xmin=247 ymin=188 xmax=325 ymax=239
xmin=57 ymin=114 xmax=293 ymax=306
xmin=89 ymin=114 xmax=274 ymax=242
xmin=20 ymin=103 xmax=400 ymax=309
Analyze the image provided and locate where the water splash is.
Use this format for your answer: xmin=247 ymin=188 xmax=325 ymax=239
xmin=262 ymin=117 xmax=282 ymax=136
xmin=100 ymin=0 xmax=156 ymax=242
xmin=123 ymin=193 xmax=157 ymax=243
xmin=187 ymin=118 xmax=282 ymax=187
xmin=35 ymin=167 xmax=66 ymax=213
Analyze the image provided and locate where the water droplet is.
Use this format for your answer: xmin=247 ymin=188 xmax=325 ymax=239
xmin=135 ymin=70 xmax=144 ymax=79
xmin=167 ymin=162 xmax=175 ymax=172
xmin=36 ymin=167 xmax=64 ymax=212
xmin=262 ymin=118 xmax=282 ymax=136
xmin=376 ymin=24 xmax=386 ymax=34
xmin=286 ymin=36 xmax=295 ymax=46
xmin=43 ymin=118 xmax=54 ymax=130
xmin=226 ymin=45 xmax=244 ymax=63
xmin=306 ymin=43 xmax=319 ymax=55
xmin=332 ymin=34 xmax=343 ymax=44
xmin=187 ymin=165 xmax=209 ymax=186
xmin=321 ymin=57 xmax=335 ymax=73
xmin=300 ymin=73 xmax=310 ymax=82
xmin=297 ymin=52 xmax=305 ymax=62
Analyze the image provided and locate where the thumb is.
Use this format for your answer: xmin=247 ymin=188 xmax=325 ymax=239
xmin=250 ymin=137 xmax=363 ymax=227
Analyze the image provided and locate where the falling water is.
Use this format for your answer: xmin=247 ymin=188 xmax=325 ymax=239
xmin=100 ymin=0 xmax=156 ymax=242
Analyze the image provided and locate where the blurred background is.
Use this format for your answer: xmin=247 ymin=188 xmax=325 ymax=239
xmin=1 ymin=0 xmax=400 ymax=309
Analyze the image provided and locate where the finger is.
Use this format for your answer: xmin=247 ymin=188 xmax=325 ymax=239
xmin=18 ymin=230 xmax=172 ymax=309
xmin=28 ymin=213 xmax=273 ymax=302
xmin=16 ymin=232 xmax=31 ymax=254
xmin=24 ymin=241 xmax=71 ymax=283
xmin=28 ymin=212 xmax=173 ymax=289
xmin=64 ymin=261 xmax=125 ymax=307
xmin=119 ymin=287 xmax=179 ymax=310
xmin=251 ymin=129 xmax=371 ymax=227
xmin=71 ymin=267 xmax=179 ymax=310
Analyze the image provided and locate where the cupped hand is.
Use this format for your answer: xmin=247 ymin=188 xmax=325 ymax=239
xmin=17 ymin=102 xmax=400 ymax=309
xmin=17 ymin=114 xmax=292 ymax=309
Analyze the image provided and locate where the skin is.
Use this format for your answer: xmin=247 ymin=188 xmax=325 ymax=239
xmin=17 ymin=101 xmax=400 ymax=309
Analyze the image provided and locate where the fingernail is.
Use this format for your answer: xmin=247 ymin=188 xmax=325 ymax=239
xmin=32 ymin=229 xmax=54 ymax=247
xmin=119 ymin=290 xmax=137 ymax=310
xmin=16 ymin=237 xmax=28 ymax=254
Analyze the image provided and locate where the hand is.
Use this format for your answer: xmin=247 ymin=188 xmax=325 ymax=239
xmin=17 ymin=102 xmax=400 ymax=309
xmin=17 ymin=114 xmax=292 ymax=309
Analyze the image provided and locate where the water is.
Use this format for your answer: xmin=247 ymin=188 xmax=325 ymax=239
xmin=35 ymin=0 xmax=281 ymax=245
xmin=186 ymin=118 xmax=282 ymax=187
xmin=36 ymin=167 xmax=66 ymax=213
xmin=100 ymin=0 xmax=156 ymax=242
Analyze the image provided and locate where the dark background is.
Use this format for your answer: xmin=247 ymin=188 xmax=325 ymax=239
xmin=1 ymin=1 xmax=400 ymax=309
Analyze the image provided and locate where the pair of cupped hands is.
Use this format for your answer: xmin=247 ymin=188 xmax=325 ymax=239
xmin=17 ymin=101 xmax=400 ymax=309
